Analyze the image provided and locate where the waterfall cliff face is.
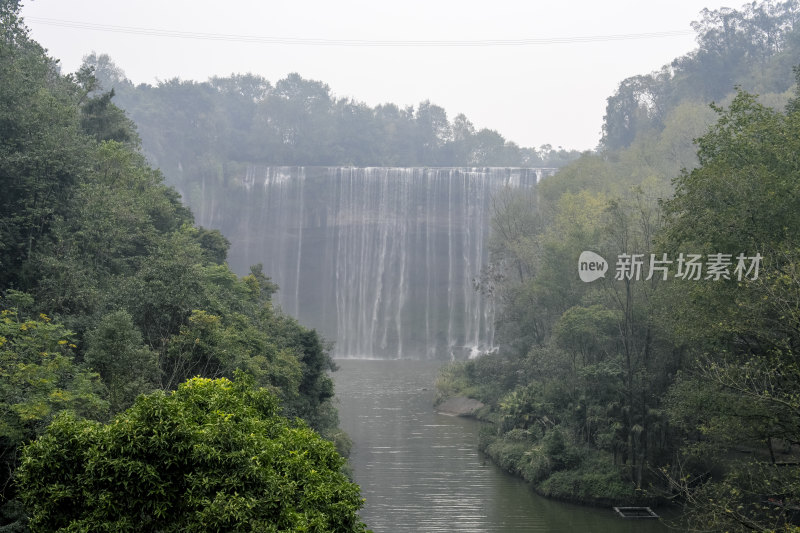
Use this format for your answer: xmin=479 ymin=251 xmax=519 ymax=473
xmin=217 ymin=167 xmax=543 ymax=359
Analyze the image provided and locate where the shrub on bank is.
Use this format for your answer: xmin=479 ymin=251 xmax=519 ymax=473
xmin=480 ymin=425 xmax=640 ymax=505
xmin=481 ymin=431 xmax=528 ymax=475
xmin=538 ymin=454 xmax=639 ymax=504
xmin=434 ymin=355 xmax=526 ymax=406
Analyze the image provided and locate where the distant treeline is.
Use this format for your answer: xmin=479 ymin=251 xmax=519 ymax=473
xmin=83 ymin=57 xmax=581 ymax=197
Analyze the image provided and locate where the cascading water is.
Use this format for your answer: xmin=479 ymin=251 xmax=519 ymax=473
xmin=217 ymin=167 xmax=548 ymax=359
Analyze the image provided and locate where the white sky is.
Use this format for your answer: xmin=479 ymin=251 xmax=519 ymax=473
xmin=20 ymin=0 xmax=734 ymax=151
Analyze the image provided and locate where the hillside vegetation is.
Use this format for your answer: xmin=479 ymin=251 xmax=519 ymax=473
xmin=0 ymin=2 xmax=367 ymax=530
xmin=437 ymin=1 xmax=800 ymax=531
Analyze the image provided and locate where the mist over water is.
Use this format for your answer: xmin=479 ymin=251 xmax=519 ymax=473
xmin=220 ymin=167 xmax=551 ymax=359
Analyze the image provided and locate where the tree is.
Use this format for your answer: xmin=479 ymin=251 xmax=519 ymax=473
xmin=469 ymin=128 xmax=508 ymax=166
xmin=80 ymin=88 xmax=137 ymax=144
xmin=601 ymin=75 xmax=661 ymax=150
xmin=17 ymin=374 xmax=370 ymax=532
xmin=660 ymin=86 xmax=800 ymax=349
xmin=553 ymin=304 xmax=620 ymax=369
xmin=0 ymin=301 xmax=107 ymax=510
xmin=83 ymin=310 xmax=158 ymax=414
xmin=450 ymin=113 xmax=476 ymax=164
xmin=81 ymin=52 xmax=133 ymax=95
xmin=600 ymin=1 xmax=800 ymax=152
xmin=0 ymin=7 xmax=359 ymax=528
xmin=658 ymin=77 xmax=800 ymax=532
xmin=161 ymin=309 xmax=243 ymax=390
xmin=415 ymin=100 xmax=451 ymax=164
xmin=269 ymin=73 xmax=334 ymax=164
xmin=0 ymin=3 xmax=89 ymax=291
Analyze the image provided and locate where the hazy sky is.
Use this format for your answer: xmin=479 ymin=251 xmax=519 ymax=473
xmin=20 ymin=0 xmax=734 ymax=151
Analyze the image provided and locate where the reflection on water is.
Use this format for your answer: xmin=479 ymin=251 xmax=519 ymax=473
xmin=332 ymin=359 xmax=672 ymax=533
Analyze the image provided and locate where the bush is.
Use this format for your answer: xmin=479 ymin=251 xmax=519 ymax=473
xmin=523 ymin=452 xmax=555 ymax=483
xmin=538 ymin=453 xmax=637 ymax=504
xmin=504 ymin=428 xmax=537 ymax=442
xmin=479 ymin=422 xmax=638 ymax=506
xmin=17 ymin=374 xmax=370 ymax=532
xmin=482 ymin=439 xmax=529 ymax=476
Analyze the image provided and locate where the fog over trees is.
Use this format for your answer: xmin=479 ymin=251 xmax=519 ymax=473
xmin=81 ymin=54 xmax=581 ymax=191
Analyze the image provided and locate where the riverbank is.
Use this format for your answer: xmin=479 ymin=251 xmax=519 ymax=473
xmin=435 ymin=395 xmax=485 ymax=416
xmin=434 ymin=375 xmax=660 ymax=508
xmin=334 ymin=359 xmax=671 ymax=532
xmin=476 ymin=427 xmax=656 ymax=507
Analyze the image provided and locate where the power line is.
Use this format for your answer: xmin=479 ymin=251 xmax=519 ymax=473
xmin=26 ymin=17 xmax=693 ymax=47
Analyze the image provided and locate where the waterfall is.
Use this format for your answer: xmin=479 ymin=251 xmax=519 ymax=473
xmin=223 ymin=167 xmax=546 ymax=359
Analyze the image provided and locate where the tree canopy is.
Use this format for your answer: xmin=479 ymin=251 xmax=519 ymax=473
xmin=18 ymin=374 xmax=368 ymax=532
xmin=0 ymin=2 xmax=357 ymax=529
xmin=601 ymin=0 xmax=800 ymax=151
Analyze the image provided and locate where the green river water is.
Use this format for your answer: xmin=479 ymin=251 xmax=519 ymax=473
xmin=332 ymin=359 xmax=677 ymax=533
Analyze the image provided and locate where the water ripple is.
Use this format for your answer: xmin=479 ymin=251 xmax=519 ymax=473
xmin=333 ymin=359 xmax=669 ymax=533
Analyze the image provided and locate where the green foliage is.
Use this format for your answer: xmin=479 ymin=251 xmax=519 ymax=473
xmin=664 ymin=90 xmax=800 ymax=257
xmin=80 ymin=88 xmax=137 ymax=145
xmin=480 ymin=423 xmax=637 ymax=504
xmin=661 ymin=78 xmax=800 ymax=453
xmin=83 ymin=310 xmax=158 ymax=414
xmin=0 ymin=305 xmax=108 ymax=439
xmin=481 ymin=437 xmax=530 ymax=477
xmin=83 ymin=53 xmax=580 ymax=192
xmin=538 ymin=456 xmax=637 ymax=504
xmin=499 ymin=383 xmax=557 ymax=433
xmin=434 ymin=352 xmax=527 ymax=407
xmin=0 ymin=304 xmax=107 ymax=498
xmin=0 ymin=7 xmax=355 ymax=528
xmin=17 ymin=375 xmax=369 ymax=532
xmin=460 ymin=173 xmax=676 ymax=493
xmin=502 ymin=61 xmax=800 ymax=529
xmin=433 ymin=362 xmax=475 ymax=406
xmin=552 ymin=305 xmax=621 ymax=367
xmin=0 ymin=12 xmax=90 ymax=290
xmin=436 ymin=8 xmax=800 ymax=522
xmin=162 ymin=309 xmax=236 ymax=387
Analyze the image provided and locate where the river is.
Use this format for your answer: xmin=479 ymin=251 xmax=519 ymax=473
xmin=332 ymin=359 xmax=674 ymax=533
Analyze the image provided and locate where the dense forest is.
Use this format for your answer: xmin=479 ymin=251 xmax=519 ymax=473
xmin=0 ymin=1 xmax=369 ymax=530
xmin=437 ymin=1 xmax=800 ymax=531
